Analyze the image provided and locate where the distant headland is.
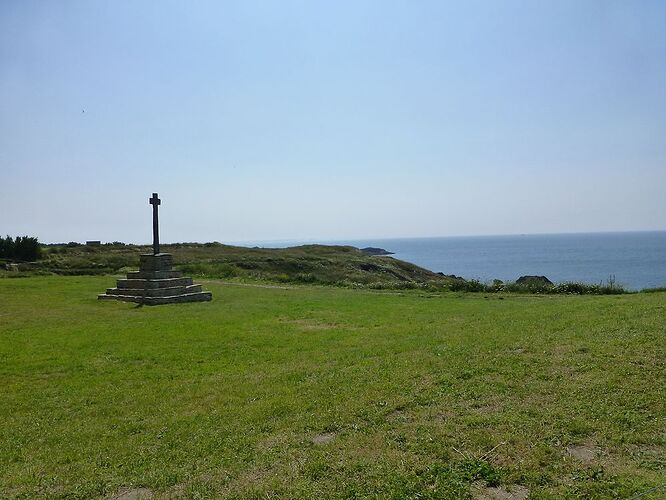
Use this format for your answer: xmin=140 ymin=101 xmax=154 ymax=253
xmin=360 ymin=247 xmax=394 ymax=256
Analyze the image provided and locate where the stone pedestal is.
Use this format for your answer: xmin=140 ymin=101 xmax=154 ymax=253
xmin=98 ymin=253 xmax=212 ymax=305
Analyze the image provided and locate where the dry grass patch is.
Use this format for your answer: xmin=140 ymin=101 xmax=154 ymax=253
xmin=312 ymin=431 xmax=337 ymax=445
xmin=472 ymin=483 xmax=529 ymax=499
xmin=566 ymin=443 xmax=601 ymax=465
xmin=280 ymin=318 xmax=344 ymax=331
xmin=111 ymin=487 xmax=153 ymax=499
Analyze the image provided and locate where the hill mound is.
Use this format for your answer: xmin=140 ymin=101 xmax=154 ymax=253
xmin=28 ymin=242 xmax=458 ymax=288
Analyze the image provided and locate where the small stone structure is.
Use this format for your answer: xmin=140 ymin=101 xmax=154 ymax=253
xmin=98 ymin=253 xmax=212 ymax=305
xmin=98 ymin=193 xmax=212 ymax=305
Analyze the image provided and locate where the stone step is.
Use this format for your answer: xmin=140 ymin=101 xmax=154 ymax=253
xmin=106 ymin=284 xmax=202 ymax=298
xmin=117 ymin=277 xmax=194 ymax=289
xmin=139 ymin=253 xmax=173 ymax=272
xmin=98 ymin=291 xmax=212 ymax=305
xmin=126 ymin=270 xmax=183 ymax=279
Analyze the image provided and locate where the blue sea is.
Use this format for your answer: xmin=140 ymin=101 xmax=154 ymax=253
xmin=247 ymin=231 xmax=666 ymax=291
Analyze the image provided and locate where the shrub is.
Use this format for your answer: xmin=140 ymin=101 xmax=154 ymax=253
xmin=444 ymin=276 xmax=628 ymax=295
xmin=294 ymin=273 xmax=317 ymax=283
xmin=0 ymin=235 xmax=42 ymax=261
xmin=449 ymin=279 xmax=486 ymax=292
xmin=503 ymin=281 xmax=553 ymax=294
xmin=214 ymin=263 xmax=239 ymax=278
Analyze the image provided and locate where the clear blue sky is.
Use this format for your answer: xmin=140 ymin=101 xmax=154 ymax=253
xmin=1 ymin=1 xmax=665 ymax=244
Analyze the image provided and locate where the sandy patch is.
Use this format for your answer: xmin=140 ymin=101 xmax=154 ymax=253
xmin=112 ymin=487 xmax=153 ymax=499
xmin=387 ymin=408 xmax=408 ymax=421
xmin=221 ymin=467 xmax=272 ymax=495
xmin=472 ymin=483 xmax=529 ymax=500
xmin=567 ymin=444 xmax=599 ymax=464
xmin=312 ymin=432 xmax=336 ymax=445
xmin=473 ymin=402 xmax=502 ymax=415
xmin=257 ymin=433 xmax=289 ymax=450
xmin=433 ymin=410 xmax=455 ymax=422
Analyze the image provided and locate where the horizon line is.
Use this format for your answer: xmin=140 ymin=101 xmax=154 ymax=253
xmin=39 ymin=228 xmax=666 ymax=246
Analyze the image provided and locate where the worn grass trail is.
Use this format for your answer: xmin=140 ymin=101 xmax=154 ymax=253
xmin=0 ymin=277 xmax=664 ymax=498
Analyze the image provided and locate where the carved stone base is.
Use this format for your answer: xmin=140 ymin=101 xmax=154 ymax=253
xmin=98 ymin=253 xmax=212 ymax=305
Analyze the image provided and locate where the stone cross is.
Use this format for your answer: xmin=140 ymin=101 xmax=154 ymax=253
xmin=149 ymin=192 xmax=161 ymax=255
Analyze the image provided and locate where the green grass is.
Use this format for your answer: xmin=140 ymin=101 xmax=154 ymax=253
xmin=1 ymin=277 xmax=664 ymax=498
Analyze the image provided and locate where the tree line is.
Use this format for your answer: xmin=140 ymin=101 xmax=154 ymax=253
xmin=0 ymin=236 xmax=42 ymax=261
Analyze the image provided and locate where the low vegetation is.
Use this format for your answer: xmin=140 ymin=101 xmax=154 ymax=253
xmin=0 ymin=277 xmax=663 ymax=498
xmin=450 ymin=278 xmax=627 ymax=295
xmin=2 ymin=242 xmax=631 ymax=295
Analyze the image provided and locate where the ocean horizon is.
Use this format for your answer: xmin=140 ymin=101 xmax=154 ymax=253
xmin=235 ymin=230 xmax=666 ymax=291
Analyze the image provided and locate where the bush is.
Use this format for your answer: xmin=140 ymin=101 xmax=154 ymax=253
xmin=444 ymin=276 xmax=628 ymax=295
xmin=178 ymin=262 xmax=215 ymax=277
xmin=214 ymin=263 xmax=239 ymax=278
xmin=503 ymin=281 xmax=553 ymax=294
xmin=294 ymin=273 xmax=317 ymax=283
xmin=177 ymin=262 xmax=239 ymax=279
xmin=551 ymin=278 xmax=627 ymax=295
xmin=449 ymin=279 xmax=486 ymax=292
xmin=0 ymin=235 xmax=42 ymax=261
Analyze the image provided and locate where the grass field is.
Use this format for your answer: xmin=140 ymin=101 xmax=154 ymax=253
xmin=1 ymin=277 xmax=664 ymax=498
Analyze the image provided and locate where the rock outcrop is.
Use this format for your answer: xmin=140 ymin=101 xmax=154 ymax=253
xmin=516 ymin=275 xmax=553 ymax=286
